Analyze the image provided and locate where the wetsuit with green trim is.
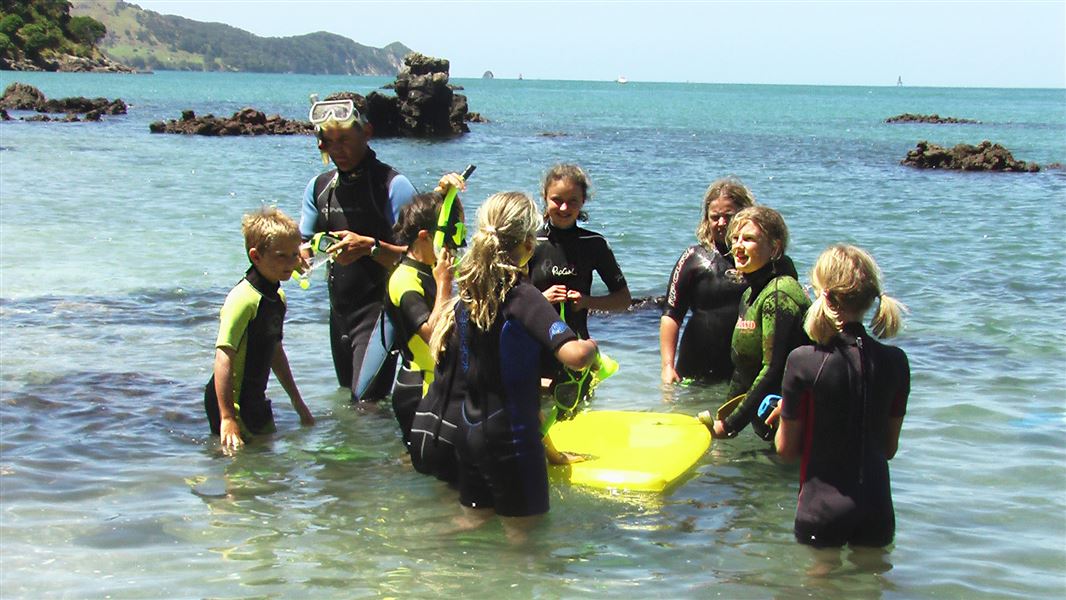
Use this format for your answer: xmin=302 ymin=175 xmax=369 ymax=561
xmin=724 ymin=258 xmax=810 ymax=440
xmin=781 ymin=323 xmax=910 ymax=547
xmin=528 ymin=220 xmax=627 ymax=339
xmin=450 ymin=282 xmax=578 ymax=517
xmin=385 ymin=256 xmax=436 ymax=447
xmin=298 ymin=148 xmax=415 ymax=401
xmin=662 ymin=242 xmax=748 ymax=382
xmin=203 ymin=266 xmax=286 ymax=436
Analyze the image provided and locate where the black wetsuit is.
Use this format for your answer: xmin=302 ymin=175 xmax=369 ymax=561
xmin=385 ymin=257 xmax=436 ymax=447
xmin=299 ymin=149 xmax=414 ymax=400
xmin=204 ymin=266 xmax=284 ymax=436
xmin=447 ymin=282 xmax=577 ymax=517
xmin=781 ymin=323 xmax=910 ymax=548
xmin=723 ymin=258 xmax=809 ymax=439
xmin=528 ymin=220 xmax=627 ymax=339
xmin=662 ymin=243 xmax=747 ymax=381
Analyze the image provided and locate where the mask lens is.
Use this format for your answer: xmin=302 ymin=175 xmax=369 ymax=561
xmin=309 ymin=100 xmax=356 ymax=125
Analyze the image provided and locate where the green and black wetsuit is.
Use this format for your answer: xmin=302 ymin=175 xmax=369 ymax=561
xmin=385 ymin=256 xmax=437 ymax=446
xmin=724 ymin=260 xmax=810 ymax=439
xmin=203 ymin=266 xmax=286 ymax=436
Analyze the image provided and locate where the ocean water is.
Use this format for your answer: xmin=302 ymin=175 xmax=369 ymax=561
xmin=1 ymin=71 xmax=1064 ymax=598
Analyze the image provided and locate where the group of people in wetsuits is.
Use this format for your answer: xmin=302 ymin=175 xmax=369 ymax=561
xmin=205 ymin=95 xmax=911 ymax=552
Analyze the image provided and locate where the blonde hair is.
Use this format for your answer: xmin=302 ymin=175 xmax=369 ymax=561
xmin=727 ymin=205 xmax=788 ymax=260
xmin=430 ymin=192 xmax=540 ymax=360
xmin=695 ymin=177 xmax=756 ymax=250
xmin=242 ymin=206 xmax=300 ymax=253
xmin=804 ymin=244 xmax=907 ymax=345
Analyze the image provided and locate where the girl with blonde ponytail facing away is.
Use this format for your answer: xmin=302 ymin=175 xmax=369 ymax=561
xmin=775 ymin=244 xmax=911 ymax=551
xmin=430 ymin=192 xmax=598 ymax=543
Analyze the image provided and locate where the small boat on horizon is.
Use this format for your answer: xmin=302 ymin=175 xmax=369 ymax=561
xmin=616 ymin=76 xmax=628 ymax=84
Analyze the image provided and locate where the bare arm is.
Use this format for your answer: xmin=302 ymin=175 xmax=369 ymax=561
xmin=555 ymin=338 xmax=598 ymax=372
xmin=571 ymin=286 xmax=632 ymax=313
xmin=417 ymin=248 xmax=455 ymax=343
xmin=328 ymin=229 xmax=406 ymax=269
xmin=775 ymin=416 xmax=804 ymax=462
xmin=659 ymin=315 xmax=682 ymax=385
xmin=271 ymin=344 xmax=314 ymax=426
xmin=213 ymin=347 xmax=243 ymax=449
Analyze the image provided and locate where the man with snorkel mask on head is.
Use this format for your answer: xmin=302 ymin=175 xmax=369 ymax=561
xmin=298 ymin=94 xmax=416 ymax=403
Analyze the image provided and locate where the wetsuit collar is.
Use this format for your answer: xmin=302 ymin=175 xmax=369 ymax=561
xmin=838 ymin=322 xmax=868 ymax=344
xmin=245 ymin=265 xmax=281 ymax=298
xmin=400 ymin=255 xmax=433 ymax=275
xmin=545 ymin=217 xmax=578 ymax=235
xmin=743 ymin=262 xmax=777 ymax=299
xmin=714 ymin=241 xmax=734 ymax=263
xmin=337 ymin=148 xmax=377 ymax=184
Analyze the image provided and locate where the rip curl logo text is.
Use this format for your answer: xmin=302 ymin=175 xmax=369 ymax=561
xmin=551 ymin=265 xmax=576 ymax=277
xmin=736 ymin=318 xmax=756 ymax=331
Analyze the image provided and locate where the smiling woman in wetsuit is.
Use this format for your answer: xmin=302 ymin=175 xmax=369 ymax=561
xmin=429 ymin=191 xmax=598 ymax=543
xmin=699 ymin=206 xmax=811 ymax=441
xmin=527 ymin=164 xmax=630 ymax=340
xmin=660 ymin=177 xmax=755 ymax=385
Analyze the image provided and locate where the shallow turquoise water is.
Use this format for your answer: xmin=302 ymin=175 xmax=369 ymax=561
xmin=1 ymin=71 xmax=1065 ymax=598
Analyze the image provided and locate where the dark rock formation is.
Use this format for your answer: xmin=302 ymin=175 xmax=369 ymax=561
xmin=465 ymin=112 xmax=488 ymax=123
xmin=483 ymin=71 xmax=494 ymax=79
xmin=902 ymin=140 xmax=1040 ymax=172
xmin=1 ymin=109 xmax=10 ymax=121
xmin=0 ymin=83 xmax=127 ymax=120
xmin=886 ymin=113 xmax=979 ymax=124
xmin=362 ymin=52 xmax=472 ymax=137
xmin=149 ymin=108 xmax=313 ymax=136
xmin=0 ymin=83 xmax=47 ymax=110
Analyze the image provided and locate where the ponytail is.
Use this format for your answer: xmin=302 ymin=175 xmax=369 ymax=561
xmin=805 ymin=244 xmax=906 ymax=344
xmin=428 ymin=191 xmax=540 ymax=360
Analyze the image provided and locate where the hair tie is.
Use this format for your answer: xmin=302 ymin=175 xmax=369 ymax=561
xmin=484 ymin=225 xmax=497 ymax=235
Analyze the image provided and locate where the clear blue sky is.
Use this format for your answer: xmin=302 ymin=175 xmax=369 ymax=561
xmin=135 ymin=1 xmax=1065 ymax=88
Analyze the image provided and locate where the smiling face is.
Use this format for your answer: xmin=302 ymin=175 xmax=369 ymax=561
xmin=730 ymin=220 xmax=778 ymax=274
xmin=544 ymin=178 xmax=586 ymax=229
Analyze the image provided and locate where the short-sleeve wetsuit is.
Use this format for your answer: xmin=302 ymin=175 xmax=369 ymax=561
xmin=662 ymin=242 xmax=748 ymax=381
xmin=385 ymin=256 xmax=436 ymax=447
xmin=203 ymin=266 xmax=285 ymax=436
xmin=299 ymin=148 xmax=416 ymax=400
xmin=528 ymin=220 xmax=627 ymax=339
xmin=724 ymin=259 xmax=810 ymax=439
xmin=781 ymin=323 xmax=910 ymax=548
xmin=448 ymin=282 xmax=578 ymax=517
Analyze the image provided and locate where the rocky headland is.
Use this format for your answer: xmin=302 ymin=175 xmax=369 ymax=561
xmin=886 ymin=113 xmax=980 ymax=124
xmin=902 ymin=140 xmax=1040 ymax=172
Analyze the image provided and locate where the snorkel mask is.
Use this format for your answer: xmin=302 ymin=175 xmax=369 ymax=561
xmin=433 ymin=164 xmax=476 ymax=251
xmin=309 ymin=95 xmax=365 ymax=165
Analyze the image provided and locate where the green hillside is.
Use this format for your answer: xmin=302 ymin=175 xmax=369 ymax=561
xmin=0 ymin=0 xmax=111 ymax=69
xmin=70 ymin=0 xmax=412 ymax=74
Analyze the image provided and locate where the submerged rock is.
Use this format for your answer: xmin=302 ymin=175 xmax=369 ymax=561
xmin=902 ymin=140 xmax=1040 ymax=172
xmin=886 ymin=113 xmax=980 ymax=124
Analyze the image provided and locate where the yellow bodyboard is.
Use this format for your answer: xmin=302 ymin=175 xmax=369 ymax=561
xmin=547 ymin=411 xmax=711 ymax=493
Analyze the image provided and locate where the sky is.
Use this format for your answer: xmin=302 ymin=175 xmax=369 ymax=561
xmin=133 ymin=1 xmax=1066 ymax=88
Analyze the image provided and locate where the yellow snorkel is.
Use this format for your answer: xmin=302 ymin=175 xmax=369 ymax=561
xmin=434 ymin=164 xmax=475 ymax=252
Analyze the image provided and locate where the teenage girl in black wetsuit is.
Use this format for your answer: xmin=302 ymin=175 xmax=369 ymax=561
xmin=660 ymin=177 xmax=755 ymax=385
xmin=429 ymin=191 xmax=598 ymax=543
xmin=528 ymin=164 xmax=630 ymax=339
xmin=773 ymin=244 xmax=909 ymax=551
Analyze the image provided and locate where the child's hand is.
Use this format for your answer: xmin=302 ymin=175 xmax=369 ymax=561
xmin=294 ymin=400 xmax=315 ymax=426
xmin=763 ymin=404 xmax=782 ymax=428
xmin=433 ymin=247 xmax=455 ymax=286
xmin=434 ymin=172 xmax=467 ymax=195
xmin=566 ymin=289 xmax=587 ymax=310
xmin=542 ymin=284 xmax=569 ymax=305
xmin=219 ymin=416 xmax=244 ymax=450
xmin=661 ymin=364 xmax=681 ymax=386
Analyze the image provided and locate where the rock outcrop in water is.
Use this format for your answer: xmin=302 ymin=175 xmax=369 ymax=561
xmin=149 ymin=53 xmax=480 ymax=138
xmin=0 ymin=82 xmax=128 ymax=120
xmin=149 ymin=108 xmax=313 ymax=136
xmin=902 ymin=140 xmax=1040 ymax=172
xmin=886 ymin=113 xmax=979 ymax=124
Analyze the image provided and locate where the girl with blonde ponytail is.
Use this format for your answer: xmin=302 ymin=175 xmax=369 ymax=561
xmin=775 ymin=244 xmax=911 ymax=551
xmin=430 ymin=191 xmax=598 ymax=543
